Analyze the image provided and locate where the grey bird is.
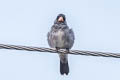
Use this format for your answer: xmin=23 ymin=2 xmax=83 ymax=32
xmin=47 ymin=14 xmax=75 ymax=75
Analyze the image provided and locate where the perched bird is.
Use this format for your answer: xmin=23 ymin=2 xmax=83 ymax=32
xmin=47 ymin=14 xmax=75 ymax=75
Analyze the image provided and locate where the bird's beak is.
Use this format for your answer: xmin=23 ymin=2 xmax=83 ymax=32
xmin=58 ymin=16 xmax=64 ymax=22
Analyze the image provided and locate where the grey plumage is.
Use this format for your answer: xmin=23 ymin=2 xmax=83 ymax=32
xmin=47 ymin=14 xmax=75 ymax=75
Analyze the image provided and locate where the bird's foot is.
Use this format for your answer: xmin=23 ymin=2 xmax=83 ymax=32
xmin=66 ymin=48 xmax=69 ymax=53
xmin=56 ymin=47 xmax=60 ymax=52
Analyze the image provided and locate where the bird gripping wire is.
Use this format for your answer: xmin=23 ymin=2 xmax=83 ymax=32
xmin=0 ymin=43 xmax=120 ymax=58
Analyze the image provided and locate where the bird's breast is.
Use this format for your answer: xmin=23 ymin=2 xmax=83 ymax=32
xmin=57 ymin=30 xmax=64 ymax=39
xmin=55 ymin=30 xmax=65 ymax=48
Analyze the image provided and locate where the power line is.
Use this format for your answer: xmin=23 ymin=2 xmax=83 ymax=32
xmin=0 ymin=43 xmax=120 ymax=58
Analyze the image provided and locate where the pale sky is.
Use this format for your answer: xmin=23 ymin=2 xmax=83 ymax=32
xmin=0 ymin=0 xmax=120 ymax=80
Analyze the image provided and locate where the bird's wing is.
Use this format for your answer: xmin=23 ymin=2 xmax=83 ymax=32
xmin=68 ymin=28 xmax=75 ymax=48
xmin=69 ymin=28 xmax=75 ymax=40
xmin=47 ymin=24 xmax=58 ymax=48
xmin=47 ymin=32 xmax=52 ymax=47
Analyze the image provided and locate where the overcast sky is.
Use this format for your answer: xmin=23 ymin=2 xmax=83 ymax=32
xmin=0 ymin=0 xmax=120 ymax=80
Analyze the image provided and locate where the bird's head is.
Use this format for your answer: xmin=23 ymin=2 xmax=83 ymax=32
xmin=54 ymin=14 xmax=67 ymax=25
xmin=56 ymin=14 xmax=66 ymax=22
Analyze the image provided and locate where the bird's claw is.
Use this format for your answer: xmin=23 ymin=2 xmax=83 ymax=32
xmin=56 ymin=47 xmax=60 ymax=52
xmin=66 ymin=48 xmax=69 ymax=53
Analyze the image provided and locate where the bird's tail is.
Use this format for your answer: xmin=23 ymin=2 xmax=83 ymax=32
xmin=60 ymin=59 xmax=69 ymax=75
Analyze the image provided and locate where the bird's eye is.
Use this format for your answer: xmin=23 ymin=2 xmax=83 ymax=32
xmin=63 ymin=17 xmax=65 ymax=21
xmin=57 ymin=16 xmax=59 ymax=19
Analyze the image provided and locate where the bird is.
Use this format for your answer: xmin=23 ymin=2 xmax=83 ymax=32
xmin=47 ymin=14 xmax=75 ymax=75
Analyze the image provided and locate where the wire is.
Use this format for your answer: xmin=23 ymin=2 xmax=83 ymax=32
xmin=0 ymin=43 xmax=120 ymax=58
